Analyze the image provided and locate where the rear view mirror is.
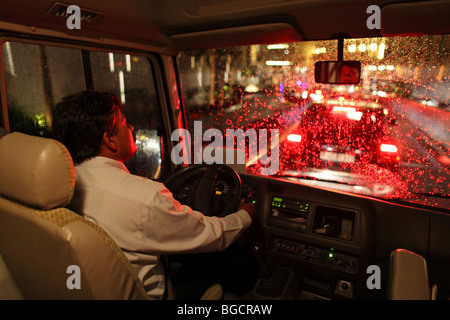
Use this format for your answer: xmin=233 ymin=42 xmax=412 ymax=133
xmin=315 ymin=61 xmax=361 ymax=84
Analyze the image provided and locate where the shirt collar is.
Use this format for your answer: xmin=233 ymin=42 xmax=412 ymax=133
xmin=77 ymin=156 xmax=130 ymax=174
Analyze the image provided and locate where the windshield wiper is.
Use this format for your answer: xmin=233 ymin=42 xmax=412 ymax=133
xmin=401 ymin=192 xmax=450 ymax=199
xmin=271 ymin=172 xmax=359 ymax=187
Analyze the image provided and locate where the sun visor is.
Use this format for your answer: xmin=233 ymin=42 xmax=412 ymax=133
xmin=381 ymin=0 xmax=450 ymax=36
xmin=170 ymin=23 xmax=301 ymax=50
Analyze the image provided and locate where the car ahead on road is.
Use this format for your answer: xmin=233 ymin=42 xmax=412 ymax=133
xmin=0 ymin=0 xmax=449 ymax=306
xmin=282 ymin=97 xmax=400 ymax=173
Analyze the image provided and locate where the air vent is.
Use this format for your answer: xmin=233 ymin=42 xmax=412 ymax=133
xmin=46 ymin=2 xmax=103 ymax=24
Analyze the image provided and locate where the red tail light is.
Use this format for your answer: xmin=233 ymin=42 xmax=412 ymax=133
xmin=380 ymin=144 xmax=398 ymax=153
xmin=287 ymin=134 xmax=302 ymax=142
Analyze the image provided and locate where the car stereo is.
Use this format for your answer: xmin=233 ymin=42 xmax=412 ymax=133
xmin=268 ymin=196 xmax=310 ymax=232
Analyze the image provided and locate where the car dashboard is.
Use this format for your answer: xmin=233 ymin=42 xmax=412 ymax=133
xmin=237 ymin=172 xmax=447 ymax=300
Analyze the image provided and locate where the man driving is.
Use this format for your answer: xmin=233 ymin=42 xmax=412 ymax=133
xmin=51 ymin=90 xmax=255 ymax=300
xmin=339 ymin=64 xmax=360 ymax=84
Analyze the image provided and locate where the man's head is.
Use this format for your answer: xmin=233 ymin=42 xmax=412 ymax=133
xmin=52 ymin=90 xmax=137 ymax=165
xmin=339 ymin=64 xmax=360 ymax=84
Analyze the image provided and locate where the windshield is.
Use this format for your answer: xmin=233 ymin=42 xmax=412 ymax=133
xmin=177 ymin=35 xmax=450 ymax=210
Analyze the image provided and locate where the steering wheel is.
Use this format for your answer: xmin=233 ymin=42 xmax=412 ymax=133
xmin=164 ymin=164 xmax=242 ymax=217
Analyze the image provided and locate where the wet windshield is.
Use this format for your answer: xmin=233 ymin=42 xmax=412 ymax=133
xmin=177 ymin=35 xmax=449 ymax=210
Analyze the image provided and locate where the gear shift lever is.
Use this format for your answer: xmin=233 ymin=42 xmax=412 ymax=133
xmin=251 ymin=241 xmax=273 ymax=279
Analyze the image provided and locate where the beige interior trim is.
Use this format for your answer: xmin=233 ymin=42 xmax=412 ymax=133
xmin=381 ymin=0 xmax=450 ymax=36
xmin=389 ymin=249 xmax=431 ymax=300
xmin=171 ymin=23 xmax=302 ymax=49
xmin=0 ymin=254 xmax=24 ymax=300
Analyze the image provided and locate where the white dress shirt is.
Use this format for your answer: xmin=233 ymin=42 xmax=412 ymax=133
xmin=69 ymin=156 xmax=252 ymax=299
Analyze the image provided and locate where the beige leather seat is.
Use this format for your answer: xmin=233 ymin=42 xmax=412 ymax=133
xmin=0 ymin=131 xmax=149 ymax=299
xmin=388 ymin=248 xmax=436 ymax=300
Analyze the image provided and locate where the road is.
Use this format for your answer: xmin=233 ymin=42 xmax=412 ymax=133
xmin=185 ymin=94 xmax=449 ymax=203
xmin=381 ymin=97 xmax=450 ymax=198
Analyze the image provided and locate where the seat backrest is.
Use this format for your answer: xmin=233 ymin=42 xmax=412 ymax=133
xmin=388 ymin=248 xmax=431 ymax=300
xmin=0 ymin=130 xmax=149 ymax=299
xmin=0 ymin=253 xmax=24 ymax=299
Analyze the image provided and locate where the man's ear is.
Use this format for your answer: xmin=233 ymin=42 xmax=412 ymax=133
xmin=102 ymin=132 xmax=117 ymax=151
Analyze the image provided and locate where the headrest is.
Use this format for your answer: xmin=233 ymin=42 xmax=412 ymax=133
xmin=0 ymin=132 xmax=75 ymax=210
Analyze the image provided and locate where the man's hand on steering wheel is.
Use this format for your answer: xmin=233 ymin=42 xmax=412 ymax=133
xmin=238 ymin=200 xmax=256 ymax=222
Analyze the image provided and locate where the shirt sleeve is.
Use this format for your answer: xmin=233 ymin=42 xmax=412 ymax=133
xmin=139 ymin=184 xmax=252 ymax=255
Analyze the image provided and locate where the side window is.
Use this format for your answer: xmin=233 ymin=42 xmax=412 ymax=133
xmin=90 ymin=52 xmax=164 ymax=180
xmin=2 ymin=42 xmax=166 ymax=180
xmin=2 ymin=41 xmax=85 ymax=136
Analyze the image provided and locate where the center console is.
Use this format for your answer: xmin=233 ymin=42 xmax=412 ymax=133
xmin=253 ymin=191 xmax=372 ymax=300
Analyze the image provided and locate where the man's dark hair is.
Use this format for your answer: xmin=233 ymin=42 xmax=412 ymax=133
xmin=52 ymin=90 xmax=123 ymax=164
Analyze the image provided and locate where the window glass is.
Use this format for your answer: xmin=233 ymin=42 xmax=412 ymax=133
xmin=90 ymin=52 xmax=164 ymax=179
xmin=2 ymin=43 xmax=166 ymax=181
xmin=2 ymin=42 xmax=85 ymax=136
xmin=178 ymin=35 xmax=449 ymax=210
